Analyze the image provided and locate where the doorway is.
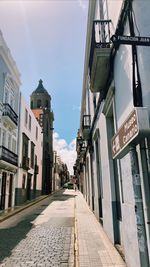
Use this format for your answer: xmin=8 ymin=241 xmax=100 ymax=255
xmin=106 ymin=105 xmax=122 ymax=244
xmin=0 ymin=172 xmax=7 ymax=210
xmin=27 ymin=173 xmax=32 ymax=200
xmin=8 ymin=174 xmax=13 ymax=208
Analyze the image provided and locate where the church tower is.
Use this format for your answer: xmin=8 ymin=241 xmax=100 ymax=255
xmin=30 ymin=80 xmax=54 ymax=194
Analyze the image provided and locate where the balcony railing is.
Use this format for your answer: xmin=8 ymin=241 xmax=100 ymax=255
xmin=89 ymin=20 xmax=111 ymax=93
xmin=0 ymin=146 xmax=18 ymax=166
xmin=82 ymin=115 xmax=91 ymax=140
xmin=22 ymin=156 xmax=30 ymax=170
xmin=2 ymin=103 xmax=18 ymax=126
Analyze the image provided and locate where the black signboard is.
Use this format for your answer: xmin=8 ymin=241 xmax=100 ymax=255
xmin=111 ymin=35 xmax=150 ymax=46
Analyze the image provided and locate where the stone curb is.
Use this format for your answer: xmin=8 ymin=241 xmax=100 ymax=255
xmin=74 ymin=194 xmax=79 ymax=267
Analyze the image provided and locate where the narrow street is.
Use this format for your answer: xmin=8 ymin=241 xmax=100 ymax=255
xmin=0 ymin=189 xmax=126 ymax=267
xmin=0 ymin=190 xmax=75 ymax=267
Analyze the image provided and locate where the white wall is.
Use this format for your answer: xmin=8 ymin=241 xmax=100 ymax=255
xmin=17 ymin=93 xmax=42 ymax=191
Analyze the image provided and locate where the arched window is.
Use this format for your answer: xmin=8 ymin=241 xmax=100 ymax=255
xmin=45 ymin=100 xmax=49 ymax=108
xmin=31 ymin=101 xmax=33 ymax=109
xmin=37 ymin=99 xmax=42 ymax=108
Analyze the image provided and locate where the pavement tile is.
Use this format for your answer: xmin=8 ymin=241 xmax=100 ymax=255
xmin=75 ymin=191 xmax=127 ymax=267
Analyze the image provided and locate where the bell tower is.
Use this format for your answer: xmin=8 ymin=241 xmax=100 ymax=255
xmin=30 ymin=80 xmax=54 ymax=194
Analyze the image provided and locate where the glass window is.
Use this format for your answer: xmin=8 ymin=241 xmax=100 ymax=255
xmin=31 ymin=101 xmax=33 ymax=109
xmin=22 ymin=133 xmax=29 ymax=158
xmin=31 ymin=142 xmax=35 ymax=168
xmin=8 ymin=134 xmax=11 ymax=150
xmin=45 ymin=100 xmax=49 ymax=108
xmin=12 ymin=139 xmax=16 ymax=154
xmin=2 ymin=130 xmax=6 ymax=146
xmin=0 ymin=128 xmax=1 ymax=145
xmin=10 ymin=96 xmax=14 ymax=109
xmin=5 ymin=89 xmax=9 ymax=103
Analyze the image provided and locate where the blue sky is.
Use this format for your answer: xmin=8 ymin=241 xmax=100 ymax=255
xmin=0 ymin=0 xmax=88 ymax=172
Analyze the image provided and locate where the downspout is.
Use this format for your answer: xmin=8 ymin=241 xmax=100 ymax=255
xmin=128 ymin=1 xmax=150 ymax=266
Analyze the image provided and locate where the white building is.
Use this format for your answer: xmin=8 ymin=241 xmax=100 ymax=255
xmin=77 ymin=1 xmax=150 ymax=267
xmin=15 ymin=93 xmax=42 ymax=205
xmin=0 ymin=30 xmax=21 ymax=210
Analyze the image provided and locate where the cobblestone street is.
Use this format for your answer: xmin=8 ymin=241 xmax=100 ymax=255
xmin=0 ymin=190 xmax=75 ymax=267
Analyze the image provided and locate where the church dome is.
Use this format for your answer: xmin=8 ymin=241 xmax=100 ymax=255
xmin=32 ymin=79 xmax=50 ymax=96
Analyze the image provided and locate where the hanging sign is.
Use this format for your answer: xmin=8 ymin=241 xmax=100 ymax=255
xmin=112 ymin=108 xmax=150 ymax=159
xmin=111 ymin=35 xmax=150 ymax=46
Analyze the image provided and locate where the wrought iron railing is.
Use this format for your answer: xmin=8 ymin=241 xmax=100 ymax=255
xmin=89 ymin=20 xmax=111 ymax=76
xmin=2 ymin=103 xmax=18 ymax=126
xmin=0 ymin=146 xmax=18 ymax=166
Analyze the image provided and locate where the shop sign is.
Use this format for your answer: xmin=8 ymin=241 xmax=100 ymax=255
xmin=111 ymin=35 xmax=150 ymax=46
xmin=112 ymin=108 xmax=150 ymax=159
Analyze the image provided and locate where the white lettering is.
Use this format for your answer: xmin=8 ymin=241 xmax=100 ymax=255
xmin=124 ymin=114 xmax=136 ymax=133
xmin=122 ymin=125 xmax=138 ymax=145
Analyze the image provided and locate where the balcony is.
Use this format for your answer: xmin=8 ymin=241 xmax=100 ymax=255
xmin=2 ymin=103 xmax=18 ymax=127
xmin=82 ymin=115 xmax=91 ymax=140
xmin=22 ymin=156 xmax=30 ymax=170
xmin=34 ymin=164 xmax=39 ymax=174
xmin=0 ymin=146 xmax=18 ymax=166
xmin=89 ymin=20 xmax=111 ymax=93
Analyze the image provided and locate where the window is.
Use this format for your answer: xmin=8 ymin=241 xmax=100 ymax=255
xmin=8 ymin=134 xmax=11 ymax=150
xmin=29 ymin=115 xmax=31 ymax=131
xmin=31 ymin=101 xmax=33 ymax=109
xmin=36 ymin=126 xmax=38 ymax=140
xmin=37 ymin=99 xmax=42 ymax=108
xmin=22 ymin=133 xmax=29 ymax=158
xmin=0 ymin=128 xmax=1 ymax=145
xmin=12 ymin=139 xmax=16 ymax=154
xmin=39 ymin=113 xmax=43 ymax=127
xmin=45 ymin=100 xmax=49 ymax=108
xmin=31 ymin=142 xmax=35 ymax=168
xmin=22 ymin=174 xmax=26 ymax=189
xmin=25 ymin=109 xmax=28 ymax=127
xmin=2 ymin=130 xmax=6 ymax=146
xmin=10 ymin=96 xmax=14 ymax=109
xmin=5 ymin=89 xmax=9 ymax=103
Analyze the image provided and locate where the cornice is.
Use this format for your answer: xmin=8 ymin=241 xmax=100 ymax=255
xmin=0 ymin=32 xmax=21 ymax=87
xmin=80 ymin=0 xmax=96 ymax=128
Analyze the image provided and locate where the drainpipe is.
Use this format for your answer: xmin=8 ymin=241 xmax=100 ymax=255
xmin=129 ymin=146 xmax=150 ymax=267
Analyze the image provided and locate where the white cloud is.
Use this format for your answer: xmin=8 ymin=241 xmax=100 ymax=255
xmin=53 ymin=132 xmax=76 ymax=175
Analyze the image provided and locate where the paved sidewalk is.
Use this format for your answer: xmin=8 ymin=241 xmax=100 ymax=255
xmin=75 ymin=191 xmax=127 ymax=267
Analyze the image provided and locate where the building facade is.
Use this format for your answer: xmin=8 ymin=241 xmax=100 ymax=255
xmin=15 ymin=94 xmax=42 ymax=205
xmin=76 ymin=1 xmax=150 ymax=267
xmin=30 ymin=80 xmax=54 ymax=195
xmin=0 ymin=30 xmax=21 ymax=210
xmin=52 ymin=151 xmax=69 ymax=192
